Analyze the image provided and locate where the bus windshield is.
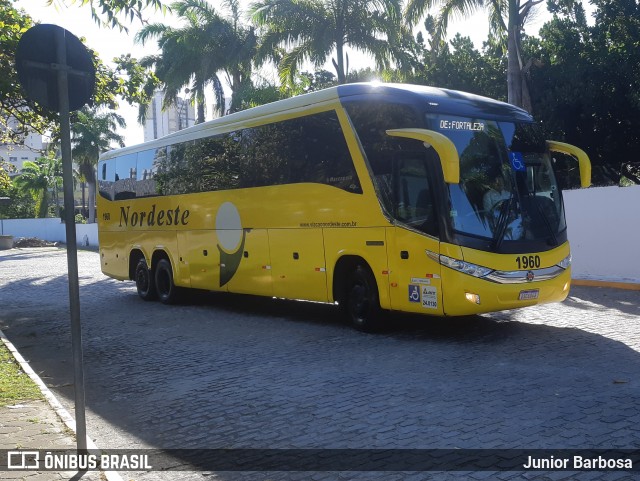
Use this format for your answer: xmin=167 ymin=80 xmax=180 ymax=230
xmin=426 ymin=114 xmax=566 ymax=247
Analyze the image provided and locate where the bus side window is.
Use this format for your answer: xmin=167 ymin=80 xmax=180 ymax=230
xmin=155 ymin=141 xmax=198 ymax=195
xmin=301 ymin=112 xmax=362 ymax=193
xmin=367 ymin=154 xmax=394 ymax=215
xmin=237 ymin=111 xmax=361 ymax=193
xmin=394 ymin=151 xmax=438 ymax=237
xmin=343 ymin=100 xmax=423 ymax=213
xmin=98 ymin=159 xmax=116 ymax=200
xmin=136 ymin=149 xmax=158 ymax=197
xmin=119 ymin=111 xmax=362 ymax=198
xmin=114 ymin=153 xmax=137 ymax=200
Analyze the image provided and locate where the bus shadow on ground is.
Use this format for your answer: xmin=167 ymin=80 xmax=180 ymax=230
xmin=183 ymin=287 xmax=514 ymax=338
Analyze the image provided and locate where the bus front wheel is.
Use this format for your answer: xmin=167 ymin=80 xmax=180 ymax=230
xmin=135 ymin=258 xmax=156 ymax=301
xmin=155 ymin=258 xmax=179 ymax=304
xmin=344 ymin=265 xmax=383 ymax=332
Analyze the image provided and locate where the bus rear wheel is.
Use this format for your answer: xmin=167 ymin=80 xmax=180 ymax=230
xmin=344 ymin=265 xmax=383 ymax=332
xmin=135 ymin=258 xmax=156 ymax=301
xmin=155 ymin=258 xmax=180 ymax=304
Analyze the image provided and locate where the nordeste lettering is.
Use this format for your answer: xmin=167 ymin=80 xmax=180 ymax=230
xmin=119 ymin=204 xmax=190 ymax=227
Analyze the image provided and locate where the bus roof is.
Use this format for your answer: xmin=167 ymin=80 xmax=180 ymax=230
xmin=337 ymin=83 xmax=532 ymax=122
xmin=100 ymin=82 xmax=532 ymax=160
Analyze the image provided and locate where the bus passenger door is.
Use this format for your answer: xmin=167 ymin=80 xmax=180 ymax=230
xmin=384 ymin=150 xmax=443 ymax=315
xmin=226 ymin=229 xmax=272 ymax=297
xmin=269 ymin=229 xmax=328 ymax=302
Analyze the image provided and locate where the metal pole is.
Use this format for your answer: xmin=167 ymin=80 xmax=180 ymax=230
xmin=55 ymin=28 xmax=87 ymax=452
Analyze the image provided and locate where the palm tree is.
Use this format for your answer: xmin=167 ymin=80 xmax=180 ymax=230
xmin=71 ymin=107 xmax=125 ymax=223
xmin=137 ymin=0 xmax=256 ymax=120
xmin=250 ymin=0 xmax=403 ymax=86
xmin=137 ymin=22 xmax=224 ymax=122
xmin=178 ymin=0 xmax=258 ymax=114
xmin=404 ymin=0 xmax=543 ymax=112
xmin=15 ymin=156 xmax=62 ymax=218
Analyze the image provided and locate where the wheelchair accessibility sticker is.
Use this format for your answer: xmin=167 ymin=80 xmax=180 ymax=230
xmin=408 ymin=285 xmax=421 ymax=303
xmin=510 ymin=152 xmax=526 ymax=172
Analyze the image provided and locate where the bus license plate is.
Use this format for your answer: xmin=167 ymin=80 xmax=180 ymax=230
xmin=518 ymin=289 xmax=539 ymax=300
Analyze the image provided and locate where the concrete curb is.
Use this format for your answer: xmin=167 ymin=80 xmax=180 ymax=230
xmin=0 ymin=329 xmax=124 ymax=481
xmin=572 ymin=279 xmax=640 ymax=291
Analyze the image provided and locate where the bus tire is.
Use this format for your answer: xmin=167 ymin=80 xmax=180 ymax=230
xmin=135 ymin=258 xmax=156 ymax=301
xmin=155 ymin=258 xmax=180 ymax=305
xmin=344 ymin=265 xmax=383 ymax=332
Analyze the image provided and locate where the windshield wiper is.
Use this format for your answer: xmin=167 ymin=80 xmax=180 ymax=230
xmin=531 ymin=194 xmax=558 ymax=246
xmin=490 ymin=193 xmax=515 ymax=251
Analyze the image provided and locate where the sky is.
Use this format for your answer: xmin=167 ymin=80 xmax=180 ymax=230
xmin=15 ymin=0 xmax=569 ymax=148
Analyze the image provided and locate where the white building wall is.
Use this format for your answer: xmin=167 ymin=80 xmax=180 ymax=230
xmin=563 ymin=185 xmax=640 ymax=284
xmin=0 ymin=218 xmax=98 ymax=246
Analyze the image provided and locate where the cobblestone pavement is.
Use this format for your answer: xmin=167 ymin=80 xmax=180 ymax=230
xmin=0 ymin=247 xmax=638 ymax=481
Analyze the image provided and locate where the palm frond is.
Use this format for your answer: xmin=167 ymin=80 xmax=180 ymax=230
xmin=404 ymin=0 xmax=438 ymax=26
xmin=135 ymin=23 xmax=171 ymax=45
xmin=436 ymin=0 xmax=484 ymax=37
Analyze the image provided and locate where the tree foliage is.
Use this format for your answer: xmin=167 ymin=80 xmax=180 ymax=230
xmin=404 ymin=0 xmax=546 ymax=111
xmin=0 ymin=165 xmax=10 ymax=192
xmin=47 ymin=0 xmax=167 ymax=32
xmin=0 ymin=161 xmax=36 ymax=219
xmin=413 ymin=31 xmax=507 ymax=101
xmin=0 ymin=0 xmax=53 ymax=144
xmin=14 ymin=155 xmax=62 ymax=218
xmin=0 ymin=183 xmax=36 ymax=220
xmin=0 ymin=1 xmax=157 ymax=146
xmin=250 ymin=0 xmax=404 ymax=86
xmin=136 ymin=0 xmax=256 ymax=121
xmin=529 ymin=0 xmax=640 ymax=185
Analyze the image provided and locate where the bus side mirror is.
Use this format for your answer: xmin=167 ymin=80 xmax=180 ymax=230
xmin=386 ymin=128 xmax=460 ymax=184
xmin=546 ymin=140 xmax=591 ymax=188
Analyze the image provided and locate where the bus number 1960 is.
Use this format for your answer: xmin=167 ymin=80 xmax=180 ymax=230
xmin=516 ymin=255 xmax=541 ymax=270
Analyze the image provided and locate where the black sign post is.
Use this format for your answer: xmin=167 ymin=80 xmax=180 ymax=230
xmin=16 ymin=24 xmax=96 ymax=452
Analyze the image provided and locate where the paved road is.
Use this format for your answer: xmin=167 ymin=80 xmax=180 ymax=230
xmin=0 ymin=247 xmax=638 ymax=480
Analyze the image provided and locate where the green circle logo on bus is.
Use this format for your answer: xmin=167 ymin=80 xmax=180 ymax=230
xmin=215 ymin=202 xmax=246 ymax=287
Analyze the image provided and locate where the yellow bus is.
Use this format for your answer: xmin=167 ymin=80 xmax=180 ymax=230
xmin=97 ymin=83 xmax=591 ymax=331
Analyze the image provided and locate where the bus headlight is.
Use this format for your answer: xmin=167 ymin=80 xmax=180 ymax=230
xmin=557 ymin=254 xmax=572 ymax=270
xmin=435 ymin=253 xmax=493 ymax=278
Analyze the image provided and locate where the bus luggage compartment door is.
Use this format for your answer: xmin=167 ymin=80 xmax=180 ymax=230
xmin=269 ymin=228 xmax=328 ymax=302
xmin=182 ymin=230 xmax=223 ymax=291
xmin=225 ymin=228 xmax=273 ymax=297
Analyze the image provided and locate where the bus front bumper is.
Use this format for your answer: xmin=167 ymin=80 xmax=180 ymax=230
xmin=441 ymin=265 xmax=572 ymax=316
